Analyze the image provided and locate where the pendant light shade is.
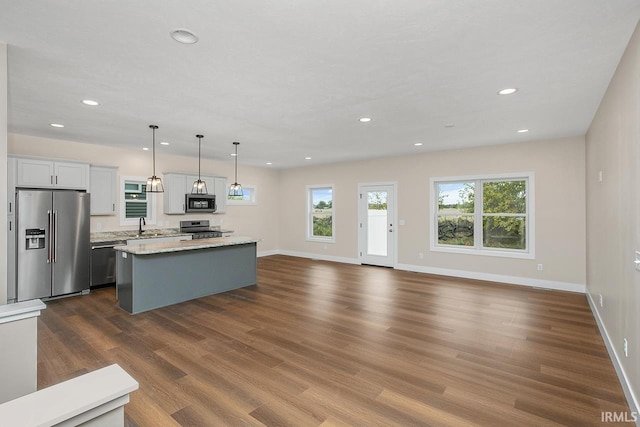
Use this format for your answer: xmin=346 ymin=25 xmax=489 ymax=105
xmin=228 ymin=141 xmax=243 ymax=198
xmin=146 ymin=125 xmax=164 ymax=193
xmin=191 ymin=134 xmax=208 ymax=194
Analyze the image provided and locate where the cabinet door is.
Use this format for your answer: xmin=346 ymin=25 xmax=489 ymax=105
xmin=16 ymin=158 xmax=55 ymax=187
xmin=163 ymin=174 xmax=187 ymax=214
xmin=54 ymin=162 xmax=89 ymax=189
xmin=214 ymin=177 xmax=227 ymax=213
xmin=90 ymin=166 xmax=117 ymax=215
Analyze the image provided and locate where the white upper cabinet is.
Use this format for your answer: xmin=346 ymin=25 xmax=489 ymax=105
xmin=54 ymin=161 xmax=89 ymax=189
xmin=90 ymin=166 xmax=118 ymax=215
xmin=163 ymin=172 xmax=226 ymax=214
xmin=163 ymin=173 xmax=187 ymax=215
xmin=214 ymin=177 xmax=227 ymax=213
xmin=16 ymin=158 xmax=89 ymax=190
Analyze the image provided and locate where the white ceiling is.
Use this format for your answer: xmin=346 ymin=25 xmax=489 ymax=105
xmin=1 ymin=1 xmax=639 ymax=169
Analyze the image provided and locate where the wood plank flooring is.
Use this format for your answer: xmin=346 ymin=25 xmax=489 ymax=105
xmin=37 ymin=255 xmax=629 ymax=426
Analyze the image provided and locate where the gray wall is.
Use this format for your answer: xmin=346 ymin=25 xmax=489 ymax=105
xmin=586 ymin=20 xmax=640 ymax=412
xmin=1 ymin=43 xmax=7 ymax=305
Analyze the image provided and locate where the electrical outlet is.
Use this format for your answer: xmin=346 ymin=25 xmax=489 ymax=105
xmin=537 ymin=264 xmax=543 ymax=271
xmin=624 ymin=338 xmax=628 ymax=357
xmin=399 ymin=219 xmax=405 ymax=226
xmin=598 ymin=171 xmax=603 ymax=182
xmin=599 ymin=293 xmax=603 ymax=308
xmin=635 ymin=251 xmax=640 ymax=271
xmin=418 ymin=252 xmax=424 ymax=259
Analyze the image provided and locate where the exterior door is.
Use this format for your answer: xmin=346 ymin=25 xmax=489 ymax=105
xmin=358 ymin=184 xmax=396 ymax=267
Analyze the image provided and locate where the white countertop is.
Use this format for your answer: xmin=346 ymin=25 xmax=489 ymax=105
xmin=114 ymin=236 xmax=259 ymax=255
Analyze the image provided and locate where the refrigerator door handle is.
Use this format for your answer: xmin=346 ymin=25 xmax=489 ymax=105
xmin=47 ymin=210 xmax=52 ymax=264
xmin=53 ymin=210 xmax=58 ymax=263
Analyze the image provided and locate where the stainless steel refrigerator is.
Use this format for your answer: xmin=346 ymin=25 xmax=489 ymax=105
xmin=16 ymin=189 xmax=90 ymax=301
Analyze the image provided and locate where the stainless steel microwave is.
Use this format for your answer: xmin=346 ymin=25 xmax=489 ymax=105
xmin=185 ymin=193 xmax=216 ymax=213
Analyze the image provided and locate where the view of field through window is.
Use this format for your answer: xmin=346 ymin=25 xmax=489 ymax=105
xmin=437 ymin=179 xmax=527 ymax=250
xmin=311 ymin=187 xmax=333 ymax=238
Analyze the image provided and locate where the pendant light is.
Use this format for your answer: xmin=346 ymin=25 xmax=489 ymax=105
xmin=228 ymin=141 xmax=243 ymax=197
xmin=146 ymin=124 xmax=164 ymax=193
xmin=191 ymin=134 xmax=208 ymax=194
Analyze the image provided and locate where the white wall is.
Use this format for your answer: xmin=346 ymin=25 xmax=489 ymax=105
xmin=8 ymin=134 xmax=280 ymax=254
xmin=586 ymin=20 xmax=640 ymax=413
xmin=0 ymin=44 xmax=8 ymax=305
xmin=278 ymin=137 xmax=586 ymax=290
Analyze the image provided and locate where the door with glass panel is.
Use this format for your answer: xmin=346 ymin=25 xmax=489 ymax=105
xmin=358 ymin=184 xmax=395 ymax=267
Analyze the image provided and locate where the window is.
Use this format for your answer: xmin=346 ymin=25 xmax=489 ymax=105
xmin=120 ymin=176 xmax=156 ymax=226
xmin=227 ymin=185 xmax=257 ymax=205
xmin=307 ymin=185 xmax=335 ymax=242
xmin=431 ymin=173 xmax=534 ymax=258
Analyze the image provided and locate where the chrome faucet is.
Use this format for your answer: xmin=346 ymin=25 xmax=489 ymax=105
xmin=138 ymin=217 xmax=146 ymax=235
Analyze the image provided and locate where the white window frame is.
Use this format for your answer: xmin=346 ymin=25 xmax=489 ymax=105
xmin=430 ymin=172 xmax=535 ymax=259
xmin=119 ymin=176 xmax=157 ymax=226
xmin=227 ymin=185 xmax=257 ymax=205
xmin=306 ymin=184 xmax=336 ymax=243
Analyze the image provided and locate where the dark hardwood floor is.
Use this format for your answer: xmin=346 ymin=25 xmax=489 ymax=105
xmin=38 ymin=255 xmax=629 ymax=426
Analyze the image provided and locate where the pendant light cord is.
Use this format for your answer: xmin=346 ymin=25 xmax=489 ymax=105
xmin=198 ymin=135 xmax=202 ymax=180
xmin=150 ymin=125 xmax=158 ymax=177
xmin=234 ymin=141 xmax=239 ymax=183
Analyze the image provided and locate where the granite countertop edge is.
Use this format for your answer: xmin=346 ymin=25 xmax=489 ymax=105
xmin=113 ymin=236 xmax=260 ymax=255
xmin=91 ymin=228 xmax=233 ymax=243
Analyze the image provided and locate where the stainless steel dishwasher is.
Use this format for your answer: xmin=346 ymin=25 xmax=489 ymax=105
xmin=90 ymin=240 xmax=126 ymax=287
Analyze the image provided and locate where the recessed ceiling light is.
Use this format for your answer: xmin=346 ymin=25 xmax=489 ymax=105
xmin=359 ymin=117 xmax=372 ymax=123
xmin=498 ymin=88 xmax=518 ymax=95
xmin=170 ymin=29 xmax=199 ymax=44
xmin=444 ymin=123 xmax=455 ymax=128
xmin=160 ymin=141 xmax=170 ymax=145
xmin=142 ymin=147 xmax=149 ymax=151
xmin=266 ymin=162 xmax=273 ymax=165
xmin=517 ymin=129 xmax=529 ymax=133
xmin=305 ymin=157 xmax=312 ymax=160
xmin=414 ymin=142 xmax=423 ymax=146
xmin=230 ymin=153 xmax=238 ymax=156
xmin=50 ymin=123 xmax=64 ymax=128
xmin=81 ymin=99 xmax=99 ymax=106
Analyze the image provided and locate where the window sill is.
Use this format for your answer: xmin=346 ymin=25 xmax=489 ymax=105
xmin=306 ymin=237 xmax=336 ymax=244
xmin=430 ymin=244 xmax=534 ymax=259
xmin=227 ymin=201 xmax=257 ymax=206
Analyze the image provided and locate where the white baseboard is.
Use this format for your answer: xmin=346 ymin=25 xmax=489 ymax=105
xmin=395 ymin=263 xmax=585 ymax=293
xmin=257 ymin=249 xmax=279 ymax=258
xmin=259 ymin=251 xmax=584 ymax=293
xmin=276 ymin=250 xmax=360 ymax=265
xmin=586 ymin=291 xmax=639 ymax=424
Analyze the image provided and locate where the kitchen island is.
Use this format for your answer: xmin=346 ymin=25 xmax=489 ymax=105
xmin=114 ymin=236 xmax=258 ymax=314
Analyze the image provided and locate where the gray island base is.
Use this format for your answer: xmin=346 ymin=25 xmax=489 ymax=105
xmin=115 ymin=237 xmax=258 ymax=314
